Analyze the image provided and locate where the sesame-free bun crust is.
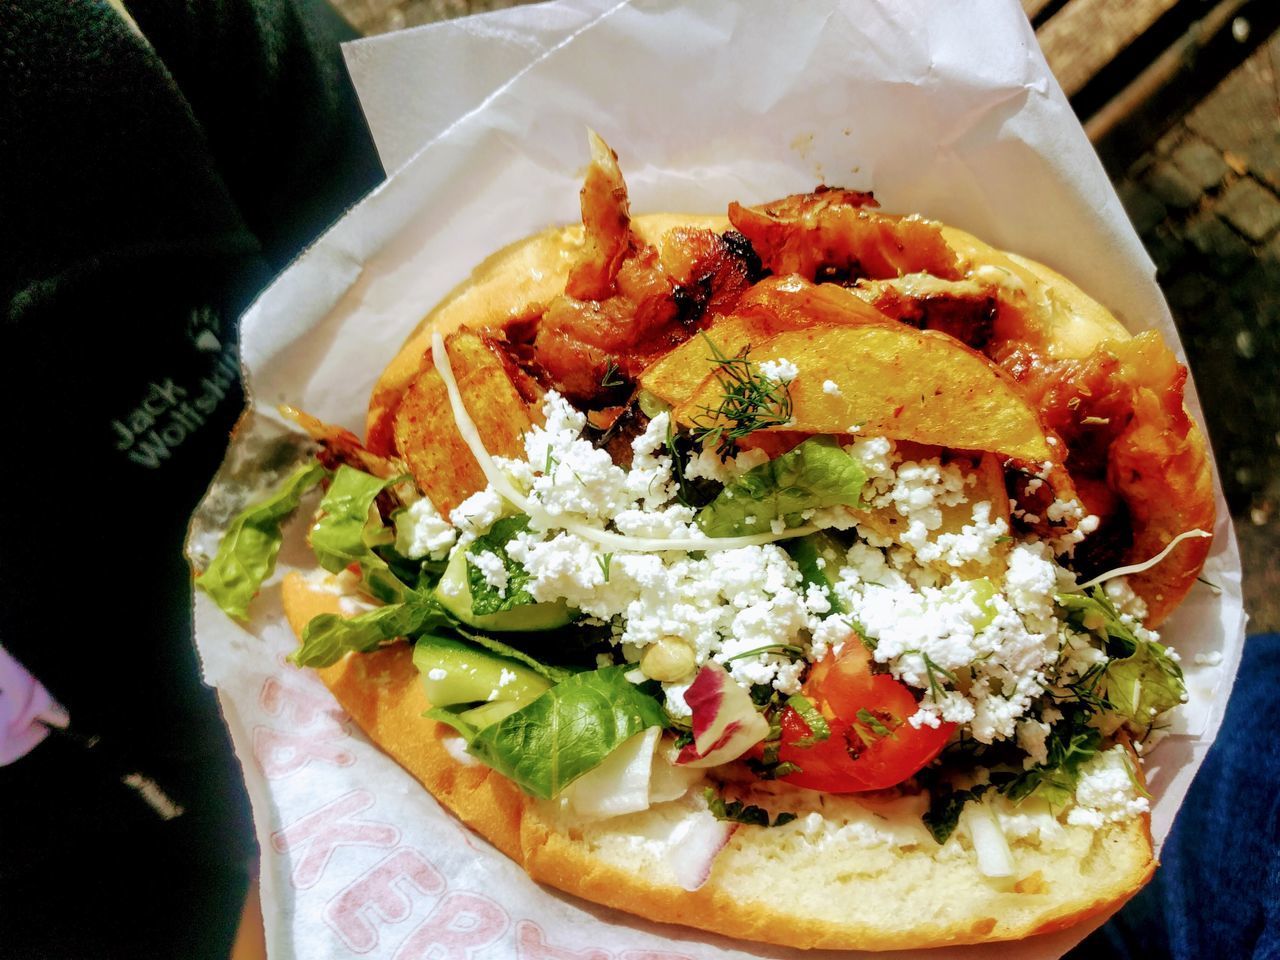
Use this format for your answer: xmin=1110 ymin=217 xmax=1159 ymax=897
xmin=283 ymin=573 xmax=1155 ymax=952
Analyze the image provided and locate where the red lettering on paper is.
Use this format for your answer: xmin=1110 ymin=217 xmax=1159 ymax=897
xmin=324 ymin=847 xmax=447 ymax=953
xmin=270 ymin=790 xmax=399 ymax=889
xmin=392 ymin=891 xmax=509 ymax=960
xmin=515 ymin=920 xmax=612 ymax=960
xmin=260 ymin=675 xmax=345 ymax=727
xmin=253 ymin=725 xmax=355 ymax=778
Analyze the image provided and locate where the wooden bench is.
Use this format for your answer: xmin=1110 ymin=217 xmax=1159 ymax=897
xmin=1028 ymin=0 xmax=1280 ymax=173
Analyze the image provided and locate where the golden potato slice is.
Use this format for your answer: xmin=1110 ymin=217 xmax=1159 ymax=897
xmin=851 ymin=452 xmax=1012 ymax=579
xmin=392 ymin=330 xmax=540 ymax=518
xmin=673 ymin=324 xmax=1057 ymax=463
xmin=640 ymin=276 xmax=894 ymax=407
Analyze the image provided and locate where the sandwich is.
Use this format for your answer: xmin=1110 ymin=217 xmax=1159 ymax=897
xmin=197 ymin=133 xmax=1216 ymax=950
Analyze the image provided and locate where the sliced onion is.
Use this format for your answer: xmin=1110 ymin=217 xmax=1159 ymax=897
xmin=675 ymin=664 xmax=770 ymax=768
xmin=963 ymin=801 xmax=1015 ymax=878
xmin=564 ymin=727 xmax=660 ymax=820
xmin=1075 ymin=529 xmax=1212 ymax=589
xmin=664 ymin=810 xmax=738 ymax=891
xmin=649 ymin=743 xmax=703 ymax=803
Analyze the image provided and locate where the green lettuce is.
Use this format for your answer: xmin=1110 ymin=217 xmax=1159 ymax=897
xmin=466 ymin=666 xmax=669 ymax=799
xmin=291 ymin=591 xmax=448 ymax=668
xmin=465 ymin=515 xmax=538 ymax=615
xmin=311 ymin=466 xmax=405 ymax=603
xmin=695 ymin=436 xmax=866 ymax=537
xmin=196 ymin=462 xmax=326 ymax=620
xmin=1057 ymin=588 xmax=1186 ymax=727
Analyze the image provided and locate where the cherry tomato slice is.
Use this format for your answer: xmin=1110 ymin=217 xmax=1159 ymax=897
xmin=775 ymin=642 xmax=954 ymax=793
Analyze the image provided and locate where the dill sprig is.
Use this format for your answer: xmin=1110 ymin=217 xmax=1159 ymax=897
xmin=690 ymin=334 xmax=794 ymax=459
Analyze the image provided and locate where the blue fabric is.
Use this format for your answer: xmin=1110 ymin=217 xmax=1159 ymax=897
xmin=1069 ymin=633 xmax=1280 ymax=960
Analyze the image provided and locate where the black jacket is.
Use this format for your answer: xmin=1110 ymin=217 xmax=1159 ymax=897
xmin=0 ymin=1 xmax=381 ymax=955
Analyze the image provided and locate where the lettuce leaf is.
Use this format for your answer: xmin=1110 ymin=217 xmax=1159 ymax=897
xmin=466 ymin=666 xmax=669 ymax=799
xmin=196 ymin=462 xmax=326 ymax=620
xmin=311 ymin=466 xmax=405 ymax=603
xmin=1057 ymin=588 xmax=1186 ymax=727
xmin=465 ymin=515 xmax=538 ymax=615
xmin=695 ymin=436 xmax=865 ymax=537
xmin=290 ymin=590 xmax=448 ymax=668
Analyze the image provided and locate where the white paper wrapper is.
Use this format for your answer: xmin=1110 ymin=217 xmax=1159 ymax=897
xmin=189 ymin=2 xmax=1247 ymax=958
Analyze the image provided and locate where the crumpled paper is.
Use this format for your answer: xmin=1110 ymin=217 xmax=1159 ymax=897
xmin=188 ymin=2 xmax=1246 ymax=958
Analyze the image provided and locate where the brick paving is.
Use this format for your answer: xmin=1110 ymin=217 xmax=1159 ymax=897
xmin=330 ymin=1 xmax=1280 ymax=631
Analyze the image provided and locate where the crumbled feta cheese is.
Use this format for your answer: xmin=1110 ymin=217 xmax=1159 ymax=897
xmin=1104 ymin=576 xmax=1150 ymax=622
xmin=822 ymin=379 xmax=843 ymax=396
xmin=758 ymin=357 xmax=799 ymax=384
xmin=1194 ymin=650 xmax=1223 ymax=666
xmin=451 ymin=488 xmax=506 ymax=542
xmin=427 ymin=668 xmax=448 ymax=682
xmin=394 ymin=497 xmax=456 ymax=560
xmin=470 ymin=550 xmax=509 ymax=597
xmin=684 ymin=444 xmax=769 ymax=484
xmin=1016 ymin=718 xmax=1051 ymax=768
xmin=1066 ymin=746 xmax=1149 ymax=827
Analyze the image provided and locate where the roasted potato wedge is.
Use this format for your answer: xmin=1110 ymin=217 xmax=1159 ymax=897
xmin=392 ymin=330 xmax=542 ymax=517
xmin=673 ymin=323 xmax=1058 ymax=464
xmin=640 ymin=276 xmax=895 ymax=407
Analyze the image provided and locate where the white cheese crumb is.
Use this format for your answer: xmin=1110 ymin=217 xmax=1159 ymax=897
xmin=471 ymin=550 xmax=509 ymax=597
xmin=822 ymin=379 xmax=843 ymax=397
xmin=394 ymin=497 xmax=457 ymax=560
xmin=427 ymin=668 xmax=448 ymax=682
xmin=1194 ymin=650 xmax=1223 ymax=666
xmin=758 ymin=357 xmax=799 ymax=384
xmin=1066 ymin=746 xmax=1149 ymax=827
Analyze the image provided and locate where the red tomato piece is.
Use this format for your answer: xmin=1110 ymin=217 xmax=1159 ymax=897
xmin=774 ymin=642 xmax=954 ymax=793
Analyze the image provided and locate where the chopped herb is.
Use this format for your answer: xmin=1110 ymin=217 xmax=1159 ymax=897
xmin=922 ymin=783 xmax=991 ymax=844
xmin=785 ymin=694 xmax=831 ymax=747
xmin=723 ymin=643 xmax=806 ymax=663
xmin=690 ymin=334 xmax=794 ymax=459
xmin=543 ymin=448 xmax=558 ymax=476
xmin=600 ymin=359 xmax=623 ymax=388
xmin=903 ymin=650 xmax=959 ymax=701
xmin=665 ymin=420 xmax=696 ymax=508
xmin=855 ymin=707 xmax=898 ymax=740
xmin=596 ymin=553 xmax=613 ymax=582
xmin=1196 ymin=576 xmax=1222 ymax=595
xmin=704 ymin=787 xmax=797 ymax=827
xmin=999 ymin=707 xmax=1101 ymax=807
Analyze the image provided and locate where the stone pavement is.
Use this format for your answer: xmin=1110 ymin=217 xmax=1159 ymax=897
xmin=1113 ymin=27 xmax=1280 ymax=630
xmin=329 ymin=1 xmax=1280 ymax=631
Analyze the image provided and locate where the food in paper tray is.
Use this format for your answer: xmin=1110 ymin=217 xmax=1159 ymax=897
xmin=198 ymin=132 xmax=1216 ymax=950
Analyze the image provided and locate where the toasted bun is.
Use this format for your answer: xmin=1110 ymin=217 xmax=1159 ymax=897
xmin=284 ymin=573 xmax=1154 ymax=951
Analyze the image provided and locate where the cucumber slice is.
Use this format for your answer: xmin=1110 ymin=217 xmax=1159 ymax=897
xmin=412 ymin=634 xmax=551 ymax=709
xmin=434 ymin=547 xmax=574 ymax=632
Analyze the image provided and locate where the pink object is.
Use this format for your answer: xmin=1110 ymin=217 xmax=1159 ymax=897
xmin=675 ymin=664 xmax=770 ymax=768
xmin=0 ymin=644 xmax=68 ymax=765
xmin=664 ymin=813 xmax=737 ymax=892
